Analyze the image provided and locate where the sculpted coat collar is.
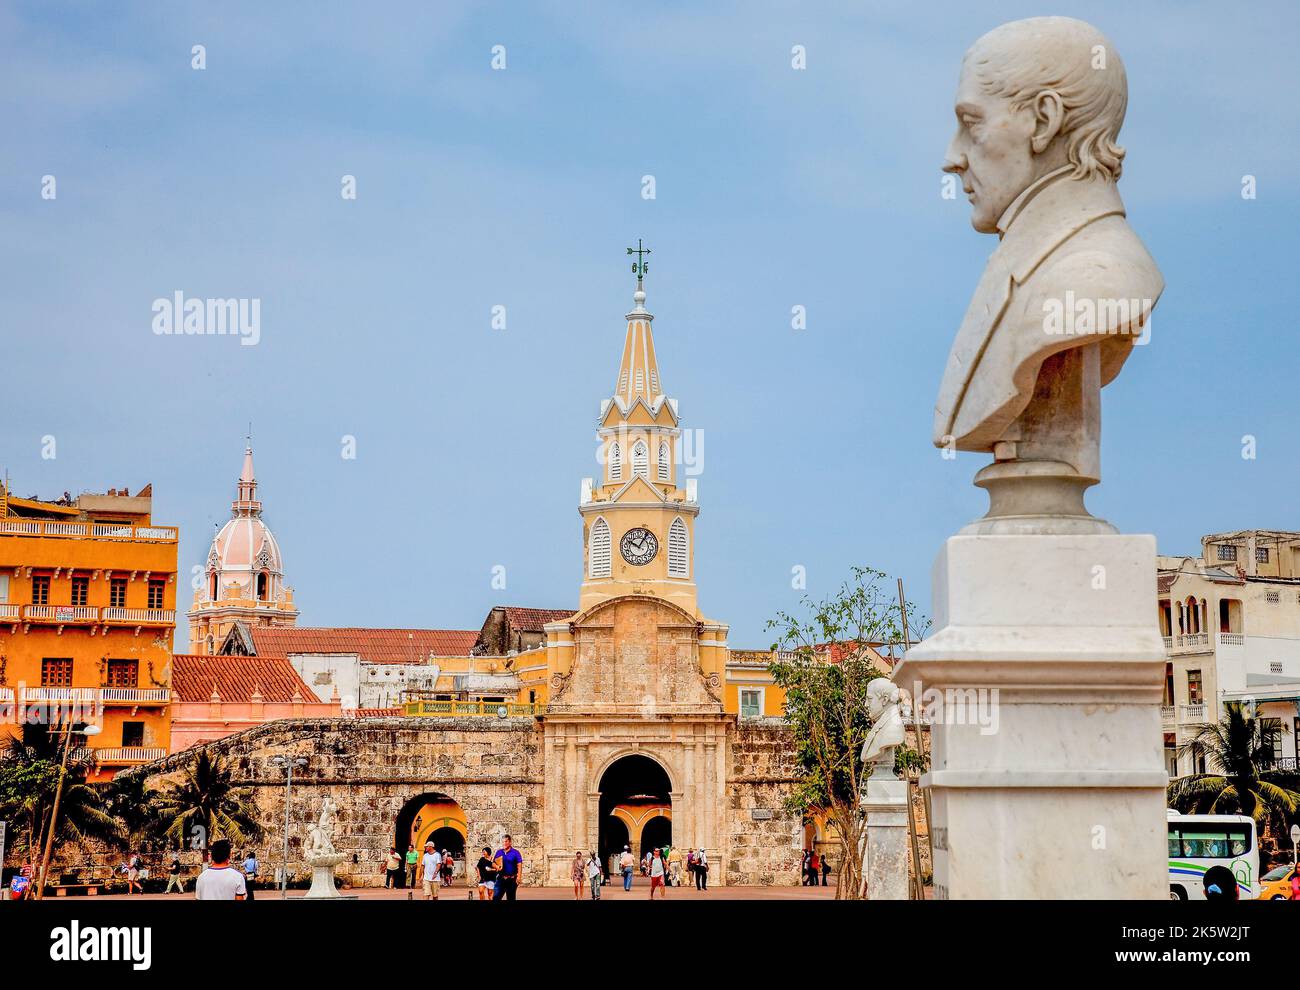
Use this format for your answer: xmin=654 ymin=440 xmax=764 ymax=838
xmin=934 ymin=170 xmax=1127 ymax=448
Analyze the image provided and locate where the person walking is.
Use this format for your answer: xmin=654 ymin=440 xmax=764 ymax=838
xmin=384 ymin=847 xmax=403 ymax=889
xmin=164 ymin=849 xmax=184 ymax=894
xmin=695 ymin=848 xmax=709 ymax=891
xmin=475 ymin=846 xmax=497 ymax=900
xmin=492 ymin=835 xmax=523 ymax=900
xmin=195 ymin=840 xmax=246 ymax=901
xmin=242 ymin=850 xmax=258 ymax=900
xmin=648 ymin=848 xmax=667 ymax=900
xmin=619 ymin=845 xmax=634 ymax=891
xmin=126 ymin=850 xmax=143 ymax=895
xmin=419 ymin=842 xmax=442 ymax=901
xmin=667 ymin=845 xmax=682 ymax=888
xmin=571 ymin=851 xmax=586 ymax=900
xmin=821 ymin=854 xmax=832 ymax=887
xmin=404 ymin=844 xmax=418 ymax=889
xmin=586 ymin=852 xmax=602 ymax=900
xmin=441 ymin=850 xmax=455 ymax=888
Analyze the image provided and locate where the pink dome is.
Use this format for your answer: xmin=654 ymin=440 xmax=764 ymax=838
xmin=203 ymin=445 xmax=287 ymax=603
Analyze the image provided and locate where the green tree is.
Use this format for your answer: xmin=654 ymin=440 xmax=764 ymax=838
xmin=1167 ymin=702 xmax=1300 ymax=825
xmin=766 ymin=566 xmax=923 ymax=900
xmin=152 ymin=751 xmax=261 ymax=850
xmin=0 ymin=728 xmax=122 ymax=860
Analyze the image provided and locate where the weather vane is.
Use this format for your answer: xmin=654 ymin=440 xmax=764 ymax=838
xmin=626 ymin=238 xmax=651 ymax=282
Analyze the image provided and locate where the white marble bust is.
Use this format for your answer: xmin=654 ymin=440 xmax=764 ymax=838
xmin=935 ymin=16 xmax=1163 ymax=532
xmin=860 ymin=678 xmax=905 ymax=775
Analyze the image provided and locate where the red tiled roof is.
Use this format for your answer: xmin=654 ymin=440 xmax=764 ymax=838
xmin=501 ymin=607 xmax=576 ymax=631
xmin=1157 ymin=573 xmax=1177 ymax=593
xmin=172 ymin=653 xmax=320 ymax=704
xmin=248 ymin=627 xmax=479 ymax=664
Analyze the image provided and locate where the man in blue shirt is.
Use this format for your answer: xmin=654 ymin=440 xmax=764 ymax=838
xmin=492 ymin=835 xmax=524 ymax=900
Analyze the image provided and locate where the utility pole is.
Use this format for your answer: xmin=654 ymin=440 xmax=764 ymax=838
xmin=270 ymin=755 xmax=308 ymax=898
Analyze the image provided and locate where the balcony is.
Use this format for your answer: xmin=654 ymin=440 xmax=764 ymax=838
xmin=1161 ymin=705 xmax=1176 ymax=725
xmin=93 ymin=747 xmax=167 ymax=765
xmin=0 ymin=519 xmax=178 ymax=542
xmin=1165 ymin=633 xmax=1211 ymax=654
xmin=1180 ymin=703 xmax=1207 ymax=721
xmin=403 ymin=700 xmax=543 ymax=718
xmin=99 ymin=687 xmax=170 ymax=704
xmin=3 ymin=604 xmax=175 ymax=631
xmin=1218 ymin=632 xmax=1245 ymax=647
xmin=5 ymin=686 xmax=169 ymax=706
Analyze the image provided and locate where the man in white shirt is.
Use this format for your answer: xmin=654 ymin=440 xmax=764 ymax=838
xmin=195 ymin=840 xmax=247 ymax=901
xmin=419 ymin=842 xmax=442 ymax=900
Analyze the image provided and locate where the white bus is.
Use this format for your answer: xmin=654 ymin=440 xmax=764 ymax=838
xmin=1167 ymin=810 xmax=1258 ymax=900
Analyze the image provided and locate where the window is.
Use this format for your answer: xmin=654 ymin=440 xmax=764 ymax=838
xmin=635 ymin=370 xmax=644 ymax=392
xmin=70 ymin=575 xmax=89 ymax=607
xmin=256 ymin=572 xmax=268 ymax=601
xmin=1168 ymin=825 xmax=1251 ymax=859
xmin=668 ymin=517 xmax=689 ymax=578
xmin=105 ymin=659 xmax=138 ymax=688
xmin=110 ymin=577 xmax=127 ymax=608
xmin=1266 ymin=590 xmax=1280 ymax=605
xmin=618 ymin=371 xmax=628 ymax=394
xmin=32 ymin=574 xmax=50 ymax=605
xmin=1256 ymin=547 xmax=1270 ymax=563
xmin=147 ymin=579 xmax=165 ymax=609
xmin=1217 ymin=545 xmax=1238 ymax=562
xmin=658 ymin=442 xmax=671 ymax=481
xmin=121 ymin=722 xmax=145 ymax=748
xmin=589 ymin=517 xmax=611 ymax=578
xmin=1271 ymin=661 xmax=1284 ymax=675
xmin=41 ymin=658 xmax=73 ymax=687
xmin=650 ymin=370 xmax=658 ymax=392
xmin=631 ymin=441 xmax=648 ymax=478
xmin=1263 ymin=718 xmax=1283 ymax=761
xmin=0 ymin=574 xmax=7 ymax=603
xmin=1187 ymin=670 xmax=1202 ymax=704
xmin=609 ymin=443 xmax=622 ymax=482
xmin=209 ymin=572 xmax=218 ymax=601
xmin=739 ymin=688 xmax=764 ymax=719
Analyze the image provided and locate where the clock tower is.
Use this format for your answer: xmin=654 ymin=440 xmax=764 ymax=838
xmin=576 ymin=248 xmax=700 ymax=615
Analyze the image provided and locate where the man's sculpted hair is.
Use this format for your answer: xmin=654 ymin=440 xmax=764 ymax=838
xmin=966 ymin=16 xmax=1128 ymax=182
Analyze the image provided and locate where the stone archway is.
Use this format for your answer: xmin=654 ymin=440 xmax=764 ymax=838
xmin=598 ymin=753 xmax=672 ymax=866
xmin=395 ymin=793 xmax=467 ymax=874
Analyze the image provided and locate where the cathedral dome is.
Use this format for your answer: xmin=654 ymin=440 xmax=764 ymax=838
xmin=202 ymin=445 xmax=287 ymax=604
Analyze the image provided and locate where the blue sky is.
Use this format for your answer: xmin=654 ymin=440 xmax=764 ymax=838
xmin=2 ymin=1 xmax=1298 ymax=650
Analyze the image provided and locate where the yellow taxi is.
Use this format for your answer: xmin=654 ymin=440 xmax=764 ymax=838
xmin=1257 ymin=862 xmax=1297 ymax=900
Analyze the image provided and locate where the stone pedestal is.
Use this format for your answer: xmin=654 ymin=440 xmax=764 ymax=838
xmin=893 ymin=533 xmax=1168 ymax=899
xmin=300 ymin=854 xmax=356 ymax=900
xmin=861 ymin=770 xmax=910 ymax=900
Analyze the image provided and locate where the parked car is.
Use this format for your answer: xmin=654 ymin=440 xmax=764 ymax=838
xmin=1257 ymin=862 xmax=1297 ymax=900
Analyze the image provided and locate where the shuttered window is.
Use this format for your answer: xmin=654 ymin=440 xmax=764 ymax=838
xmin=609 ymin=443 xmax=622 ymax=482
xmin=632 ymin=441 xmax=648 ymax=478
xmin=668 ymin=517 xmax=689 ymax=577
xmin=589 ymin=517 xmax=612 ymax=578
xmin=658 ymin=442 xmax=671 ymax=480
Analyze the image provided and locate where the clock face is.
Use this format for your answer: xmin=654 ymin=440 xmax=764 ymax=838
xmin=620 ymin=527 xmax=659 ymax=566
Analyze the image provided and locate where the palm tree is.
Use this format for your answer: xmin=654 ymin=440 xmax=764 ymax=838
xmin=1 ymin=727 xmax=123 ymax=857
xmin=152 ymin=751 xmax=261 ymax=849
xmin=1167 ymin=703 xmax=1300 ymax=823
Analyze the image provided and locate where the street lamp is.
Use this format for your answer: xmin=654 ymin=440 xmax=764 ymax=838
xmin=34 ymin=721 xmax=100 ymax=900
xmin=269 ymin=755 xmax=308 ymax=898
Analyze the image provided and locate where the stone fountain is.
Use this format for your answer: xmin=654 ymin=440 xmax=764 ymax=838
xmin=300 ymin=797 xmax=356 ymax=900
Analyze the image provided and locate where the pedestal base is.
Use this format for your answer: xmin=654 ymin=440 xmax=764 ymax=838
xmin=862 ymin=775 xmax=910 ymax=900
xmin=893 ymin=533 xmax=1167 ymax=899
xmin=300 ymin=855 xmax=358 ymax=900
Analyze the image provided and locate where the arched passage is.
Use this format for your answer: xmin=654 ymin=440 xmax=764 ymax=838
xmin=395 ymin=793 xmax=467 ymax=877
xmin=598 ymin=753 xmax=672 ymax=866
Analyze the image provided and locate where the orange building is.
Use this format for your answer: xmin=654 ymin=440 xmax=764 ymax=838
xmin=0 ymin=480 xmax=176 ymax=781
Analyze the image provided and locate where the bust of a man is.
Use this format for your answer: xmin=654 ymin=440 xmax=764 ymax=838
xmin=935 ymin=17 xmax=1162 ymax=533
xmin=860 ymin=678 xmax=905 ymax=776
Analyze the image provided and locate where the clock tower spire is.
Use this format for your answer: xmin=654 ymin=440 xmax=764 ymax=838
xmin=577 ymin=245 xmax=700 ymax=614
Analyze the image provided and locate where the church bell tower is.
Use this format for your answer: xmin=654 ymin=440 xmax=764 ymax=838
xmin=577 ymin=240 xmax=700 ymax=615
